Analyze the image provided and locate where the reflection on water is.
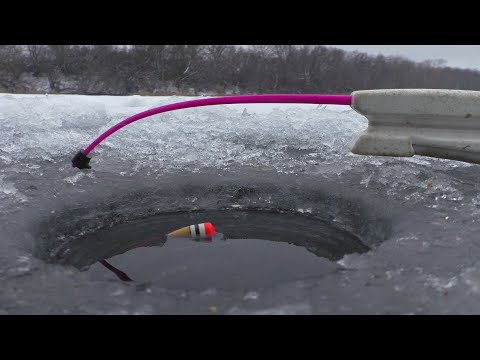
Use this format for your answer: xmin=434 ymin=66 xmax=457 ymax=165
xmin=99 ymin=259 xmax=132 ymax=281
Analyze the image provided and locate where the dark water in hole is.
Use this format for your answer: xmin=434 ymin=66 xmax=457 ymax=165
xmin=51 ymin=210 xmax=369 ymax=290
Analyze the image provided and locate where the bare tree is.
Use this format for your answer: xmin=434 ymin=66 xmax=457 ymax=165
xmin=0 ymin=45 xmax=27 ymax=90
xmin=26 ymin=45 xmax=48 ymax=76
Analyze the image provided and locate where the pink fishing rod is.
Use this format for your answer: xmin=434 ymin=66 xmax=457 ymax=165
xmin=72 ymin=94 xmax=352 ymax=169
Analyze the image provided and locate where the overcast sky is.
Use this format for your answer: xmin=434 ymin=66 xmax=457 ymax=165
xmin=330 ymin=45 xmax=480 ymax=71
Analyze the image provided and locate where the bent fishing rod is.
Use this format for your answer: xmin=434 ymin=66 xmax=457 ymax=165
xmin=71 ymin=89 xmax=480 ymax=169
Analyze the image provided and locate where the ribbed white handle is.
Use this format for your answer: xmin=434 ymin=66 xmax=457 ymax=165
xmin=350 ymin=89 xmax=480 ymax=164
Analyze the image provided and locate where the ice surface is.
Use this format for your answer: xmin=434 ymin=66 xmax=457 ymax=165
xmin=1 ymin=93 xmax=480 ymax=314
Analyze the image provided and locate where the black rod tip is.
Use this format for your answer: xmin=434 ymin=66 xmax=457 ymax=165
xmin=71 ymin=150 xmax=91 ymax=169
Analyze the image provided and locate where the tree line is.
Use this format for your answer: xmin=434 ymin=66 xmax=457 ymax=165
xmin=0 ymin=45 xmax=479 ymax=95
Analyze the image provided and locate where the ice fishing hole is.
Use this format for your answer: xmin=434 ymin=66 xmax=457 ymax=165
xmin=41 ymin=209 xmax=376 ymax=289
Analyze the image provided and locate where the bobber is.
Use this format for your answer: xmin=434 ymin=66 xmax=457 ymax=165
xmin=167 ymin=222 xmax=216 ymax=239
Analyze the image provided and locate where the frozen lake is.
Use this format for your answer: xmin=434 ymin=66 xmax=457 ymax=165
xmin=1 ymin=93 xmax=480 ymax=314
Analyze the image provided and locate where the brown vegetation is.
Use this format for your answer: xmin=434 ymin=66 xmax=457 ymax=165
xmin=0 ymin=45 xmax=478 ymax=95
